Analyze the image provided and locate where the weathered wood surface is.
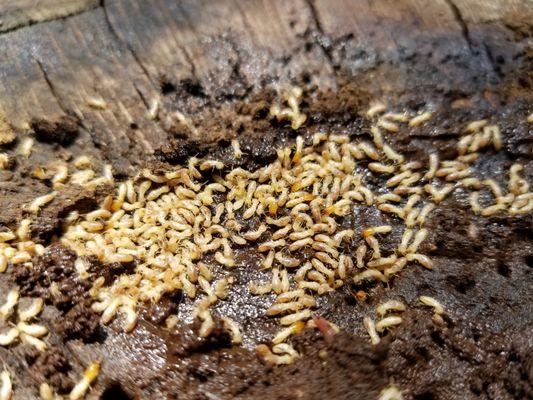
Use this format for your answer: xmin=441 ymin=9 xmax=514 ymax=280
xmin=0 ymin=0 xmax=530 ymax=172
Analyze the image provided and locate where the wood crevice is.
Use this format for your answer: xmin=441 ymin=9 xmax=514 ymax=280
xmin=443 ymin=0 xmax=474 ymax=50
xmin=99 ymin=0 xmax=171 ymax=145
xmin=0 ymin=0 xmax=100 ymax=35
xmin=34 ymin=58 xmax=70 ymax=118
xmin=443 ymin=0 xmax=498 ymax=75
xmin=100 ymin=0 xmax=154 ymax=86
xmin=303 ymin=0 xmax=335 ymax=66
xmin=35 ymin=57 xmax=104 ymax=152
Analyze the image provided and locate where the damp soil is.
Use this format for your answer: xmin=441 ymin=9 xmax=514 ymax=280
xmin=0 ymin=17 xmax=532 ymax=400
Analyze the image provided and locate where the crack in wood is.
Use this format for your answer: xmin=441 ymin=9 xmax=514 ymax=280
xmin=444 ymin=0 xmax=498 ymax=77
xmin=34 ymin=59 xmax=70 ymax=117
xmin=100 ymin=0 xmax=171 ymax=138
xmin=0 ymin=0 xmax=99 ymax=34
xmin=132 ymin=84 xmax=150 ymax=111
xmin=303 ymin=0 xmax=334 ymax=66
xmin=177 ymin=44 xmax=197 ymax=79
xmin=482 ymin=41 xmax=502 ymax=77
xmin=35 ymin=58 xmax=102 ymax=149
xmin=100 ymin=0 xmax=154 ymax=85
xmin=443 ymin=0 xmax=474 ymax=50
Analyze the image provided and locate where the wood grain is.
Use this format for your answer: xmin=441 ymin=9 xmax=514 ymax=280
xmin=0 ymin=0 xmax=529 ymax=168
xmin=0 ymin=0 xmax=99 ymax=33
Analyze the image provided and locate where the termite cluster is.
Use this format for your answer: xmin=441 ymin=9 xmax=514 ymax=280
xmin=0 ymin=159 xmax=114 ymax=285
xmin=32 ymin=157 xmax=113 ymax=191
xmin=58 ymin=111 xmax=451 ymax=363
xmin=364 ymin=299 xmax=406 ymax=345
xmin=270 ymin=87 xmax=307 ymax=130
xmin=0 ymin=94 xmax=530 ymax=371
xmin=0 ymin=289 xmax=47 ymax=351
xmin=453 ymin=121 xmax=531 ymax=216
